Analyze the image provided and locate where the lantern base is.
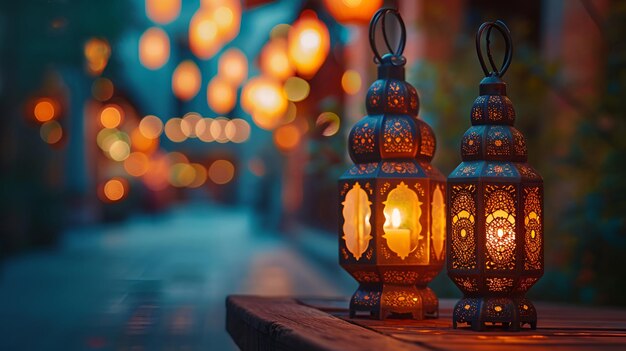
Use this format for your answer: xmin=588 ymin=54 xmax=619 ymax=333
xmin=349 ymin=284 xmax=438 ymax=320
xmin=452 ymin=296 xmax=537 ymax=331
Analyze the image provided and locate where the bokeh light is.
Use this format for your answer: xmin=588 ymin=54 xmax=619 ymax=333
xmin=273 ymin=124 xmax=301 ymax=151
xmin=341 ymin=70 xmax=362 ymax=95
xmin=283 ymin=77 xmax=310 ymax=102
xmin=323 ymin=0 xmax=382 ymax=24
xmin=210 ymin=117 xmax=229 ymax=143
xmin=84 ymin=38 xmax=110 ymax=76
xmin=101 ymin=178 xmax=127 ymax=202
xmin=130 ymin=128 xmax=158 ymax=153
xmin=242 ymin=76 xmax=287 ymax=130
xmin=97 ymin=128 xmax=118 ymax=151
xmin=139 ymin=27 xmax=170 ymax=70
xmin=108 ymin=140 xmax=131 ymax=161
xmin=188 ymin=163 xmax=208 ymax=188
xmin=100 ymin=105 xmax=123 ymax=129
xmin=316 ymin=112 xmax=341 ymax=136
xmin=287 ymin=11 xmax=330 ymax=78
xmin=282 ymin=102 xmax=297 ymax=125
xmin=91 ymin=78 xmax=114 ymax=101
xmin=172 ymin=60 xmax=201 ymax=101
xmin=207 ymin=77 xmax=237 ymax=114
xmin=208 ymin=159 xmax=235 ymax=185
xmin=164 ymin=118 xmax=187 ymax=142
xmin=211 ymin=0 xmax=240 ymax=43
xmin=196 ymin=118 xmax=215 ymax=142
xmin=218 ymin=48 xmax=248 ymax=86
xmin=167 ymin=151 xmax=189 ymax=164
xmin=139 ymin=115 xmax=163 ymax=139
xmin=270 ymin=23 xmax=291 ymax=39
xmin=145 ymin=0 xmax=180 ymax=24
xmin=169 ymin=163 xmax=196 ymax=187
xmin=34 ymin=98 xmax=56 ymax=122
xmin=124 ymin=152 xmax=150 ymax=177
xmin=39 ymin=120 xmax=63 ymax=144
xmin=260 ymin=38 xmax=294 ymax=81
xmin=224 ymin=118 xmax=251 ymax=143
xmin=189 ymin=9 xmax=220 ymax=59
xmin=181 ymin=112 xmax=202 ymax=138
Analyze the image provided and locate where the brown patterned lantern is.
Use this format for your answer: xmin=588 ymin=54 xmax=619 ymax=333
xmin=338 ymin=8 xmax=446 ymax=320
xmin=447 ymin=21 xmax=544 ymax=331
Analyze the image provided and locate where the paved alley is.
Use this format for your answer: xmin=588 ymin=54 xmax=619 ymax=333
xmin=0 ymin=202 xmax=355 ymax=351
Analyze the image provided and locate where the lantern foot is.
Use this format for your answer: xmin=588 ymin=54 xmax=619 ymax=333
xmin=452 ymin=296 xmax=537 ymax=331
xmin=349 ymin=283 xmax=438 ymax=320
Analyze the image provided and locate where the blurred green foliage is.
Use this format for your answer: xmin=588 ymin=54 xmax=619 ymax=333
xmin=561 ymin=2 xmax=626 ymax=305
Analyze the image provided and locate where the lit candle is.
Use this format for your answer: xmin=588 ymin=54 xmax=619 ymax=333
xmin=385 ymin=208 xmax=411 ymax=259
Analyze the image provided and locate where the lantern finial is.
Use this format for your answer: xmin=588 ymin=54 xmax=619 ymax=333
xmin=369 ymin=8 xmax=407 ymax=68
xmin=476 ymin=20 xmax=512 ymax=78
xmin=476 ymin=20 xmax=513 ymax=96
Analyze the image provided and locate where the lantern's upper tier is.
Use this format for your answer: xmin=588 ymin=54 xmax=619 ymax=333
xmin=365 ymin=55 xmax=419 ymax=116
xmin=460 ymin=76 xmax=528 ymax=162
xmin=348 ymin=54 xmax=436 ymax=164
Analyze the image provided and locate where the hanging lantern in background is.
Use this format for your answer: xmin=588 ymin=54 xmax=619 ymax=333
xmin=208 ymin=0 xmax=241 ymax=44
xmin=207 ymin=76 xmax=237 ymax=114
xmin=189 ymin=9 xmax=221 ymax=59
xmin=219 ymin=48 xmax=248 ymax=87
xmin=139 ymin=27 xmax=170 ymax=70
xmin=339 ymin=9 xmax=445 ymax=320
xmin=287 ymin=10 xmax=330 ymax=78
xmin=260 ymin=38 xmax=294 ymax=81
xmin=241 ymin=76 xmax=287 ymax=130
xmin=172 ymin=60 xmax=201 ymax=101
xmin=447 ymin=21 xmax=543 ymax=331
xmin=323 ymin=0 xmax=383 ymax=25
xmin=146 ymin=0 xmax=181 ymax=24
xmin=84 ymin=38 xmax=111 ymax=76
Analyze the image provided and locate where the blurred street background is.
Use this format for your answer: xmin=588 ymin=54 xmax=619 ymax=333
xmin=1 ymin=0 xmax=625 ymax=350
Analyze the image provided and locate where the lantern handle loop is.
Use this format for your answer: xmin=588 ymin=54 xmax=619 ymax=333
xmin=476 ymin=20 xmax=513 ymax=77
xmin=369 ymin=8 xmax=406 ymax=66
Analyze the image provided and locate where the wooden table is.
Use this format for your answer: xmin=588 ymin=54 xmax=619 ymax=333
xmin=226 ymin=295 xmax=626 ymax=351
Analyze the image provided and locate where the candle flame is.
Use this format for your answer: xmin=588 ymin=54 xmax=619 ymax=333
xmin=391 ymin=208 xmax=402 ymax=228
xmin=497 ymin=228 xmax=504 ymax=238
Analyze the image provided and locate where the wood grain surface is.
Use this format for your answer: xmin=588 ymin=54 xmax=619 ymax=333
xmin=227 ymin=296 xmax=626 ymax=351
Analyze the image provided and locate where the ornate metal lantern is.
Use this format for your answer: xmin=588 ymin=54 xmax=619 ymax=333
xmin=339 ymin=8 xmax=446 ymax=320
xmin=447 ymin=21 xmax=544 ymax=330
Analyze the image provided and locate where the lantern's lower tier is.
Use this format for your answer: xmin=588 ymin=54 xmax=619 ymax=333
xmin=349 ymin=284 xmax=438 ymax=320
xmin=453 ymin=295 xmax=537 ymax=331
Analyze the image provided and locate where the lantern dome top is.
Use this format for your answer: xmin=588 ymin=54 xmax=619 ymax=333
xmin=346 ymin=8 xmax=436 ymax=165
xmin=458 ymin=20 xmax=529 ymax=163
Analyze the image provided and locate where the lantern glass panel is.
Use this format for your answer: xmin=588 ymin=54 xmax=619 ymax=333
xmin=382 ymin=182 xmax=422 ymax=260
xmin=342 ymin=182 xmax=373 ymax=260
